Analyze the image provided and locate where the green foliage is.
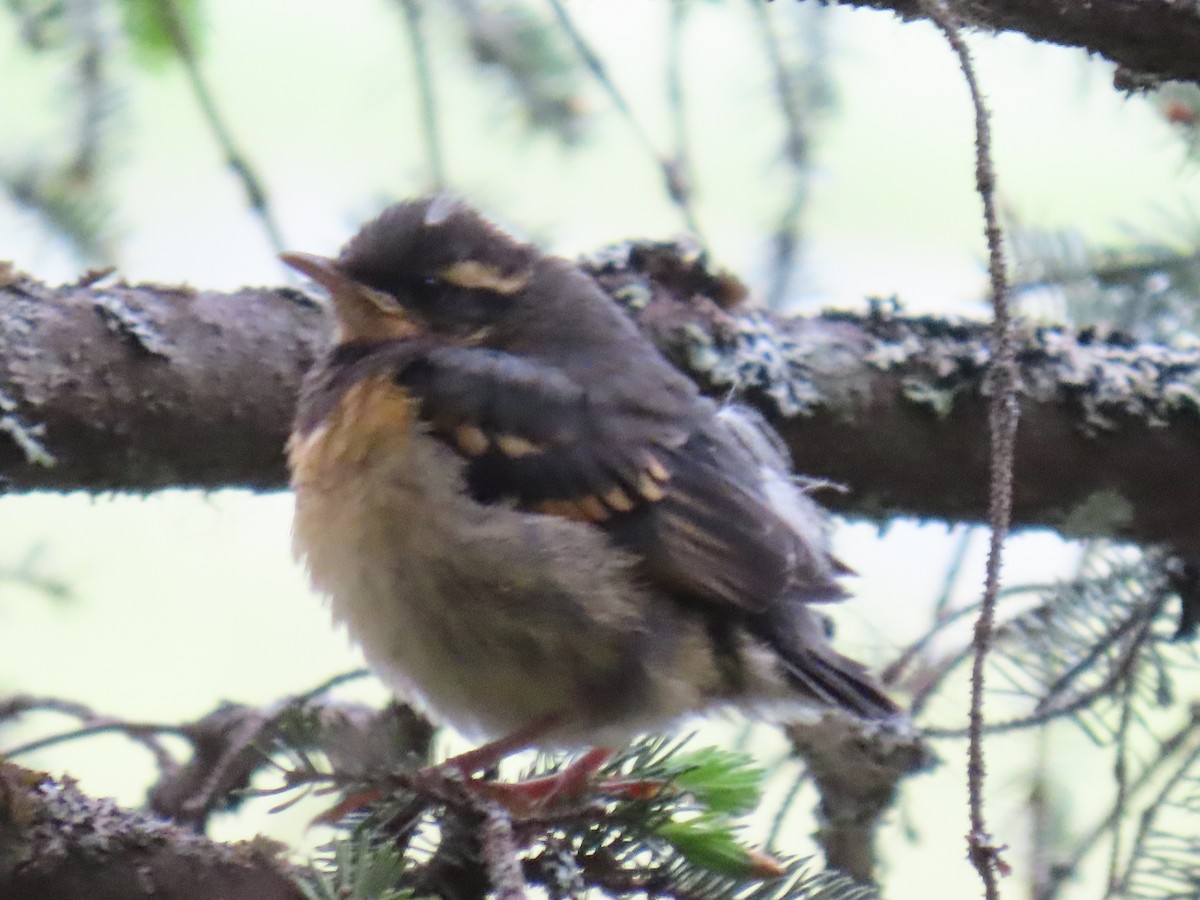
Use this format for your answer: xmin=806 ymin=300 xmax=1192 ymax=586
xmin=654 ymin=814 xmax=763 ymax=878
xmin=666 ymin=746 xmax=763 ymax=816
xmin=278 ymin=733 xmax=873 ymax=899
xmin=300 ymin=833 xmax=422 ymax=900
xmin=115 ymin=0 xmax=204 ymax=68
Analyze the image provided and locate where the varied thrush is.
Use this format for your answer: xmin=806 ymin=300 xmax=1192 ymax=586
xmin=282 ymin=196 xmax=896 ymax=774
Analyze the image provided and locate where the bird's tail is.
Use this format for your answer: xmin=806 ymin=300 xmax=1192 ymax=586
xmin=763 ymin=605 xmax=901 ymax=720
xmin=779 ymin=645 xmax=901 ymax=720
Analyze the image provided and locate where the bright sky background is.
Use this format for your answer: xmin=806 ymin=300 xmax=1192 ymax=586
xmin=2 ymin=2 xmax=1198 ymax=896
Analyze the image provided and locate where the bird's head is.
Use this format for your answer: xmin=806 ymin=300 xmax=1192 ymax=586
xmin=282 ymin=195 xmax=538 ymax=345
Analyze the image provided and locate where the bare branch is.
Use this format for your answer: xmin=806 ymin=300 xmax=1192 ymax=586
xmin=832 ymin=0 xmax=1200 ymax=87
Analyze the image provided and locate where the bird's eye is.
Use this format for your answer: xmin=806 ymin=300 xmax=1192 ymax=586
xmin=410 ymin=275 xmax=444 ymax=306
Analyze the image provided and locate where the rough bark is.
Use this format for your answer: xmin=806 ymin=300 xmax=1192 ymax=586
xmin=0 ymin=265 xmax=327 ymax=492
xmin=786 ymin=716 xmax=934 ymax=884
xmin=0 ymin=762 xmax=304 ymax=900
xmin=826 ymin=0 xmax=1200 ymax=87
xmin=3 ymin=255 xmax=1200 ymax=553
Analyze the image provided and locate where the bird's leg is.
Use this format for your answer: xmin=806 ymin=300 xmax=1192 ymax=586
xmin=312 ymin=716 xmax=564 ymax=825
xmin=471 ymin=747 xmax=616 ymax=811
xmin=471 ymin=747 xmax=668 ymax=813
xmin=437 ymin=720 xmax=627 ymax=812
xmin=315 ymin=720 xmax=658 ymax=824
xmin=434 ymin=714 xmax=563 ymax=777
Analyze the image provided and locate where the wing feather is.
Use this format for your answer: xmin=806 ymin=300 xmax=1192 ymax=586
xmin=393 ymin=344 xmax=823 ymax=615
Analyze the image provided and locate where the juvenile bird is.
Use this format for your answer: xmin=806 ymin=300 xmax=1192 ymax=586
xmin=283 ymin=196 xmax=896 ymax=779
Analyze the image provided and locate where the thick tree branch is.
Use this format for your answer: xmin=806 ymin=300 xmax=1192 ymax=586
xmin=0 ymin=762 xmax=303 ymax=900
xmin=0 ymin=265 xmax=327 ymax=492
xmin=4 ymin=254 xmax=1200 ymax=553
xmin=829 ymin=0 xmax=1200 ymax=87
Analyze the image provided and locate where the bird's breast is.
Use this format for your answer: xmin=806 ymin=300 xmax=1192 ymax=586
xmin=286 ymin=374 xmax=682 ymax=741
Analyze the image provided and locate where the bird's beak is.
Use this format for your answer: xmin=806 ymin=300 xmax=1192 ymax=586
xmin=280 ymin=251 xmax=423 ymax=341
xmin=280 ymin=252 xmax=357 ymax=296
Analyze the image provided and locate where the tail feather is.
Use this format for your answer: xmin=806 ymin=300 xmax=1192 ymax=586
xmin=783 ymin=649 xmax=900 ymax=720
xmin=762 ymin=607 xmax=900 ymax=720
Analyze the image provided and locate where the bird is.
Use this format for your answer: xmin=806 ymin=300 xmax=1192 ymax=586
xmin=282 ymin=196 xmax=897 ymax=789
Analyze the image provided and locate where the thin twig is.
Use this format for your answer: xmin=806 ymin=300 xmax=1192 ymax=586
xmin=766 ymin=764 xmax=809 ymax=852
xmin=934 ymin=527 xmax=977 ymax=620
xmin=900 ymin=583 xmax=1061 ymax=714
xmin=1037 ymin=706 xmax=1200 ymax=900
xmin=158 ymin=0 xmax=286 ymax=256
xmin=1027 ymin=724 xmax=1055 ymax=899
xmin=0 ymin=694 xmax=180 ymax=773
xmin=1116 ymin=717 xmax=1200 ymax=895
xmin=291 ymin=668 xmax=371 ymax=706
xmin=68 ymin=0 xmax=106 ymax=186
xmin=748 ymin=0 xmax=828 ymax=309
xmin=545 ymin=0 xmax=704 ymax=241
xmin=921 ymin=2 xmax=1016 ymax=895
xmin=180 ymin=709 xmax=272 ymax=817
xmin=665 ymin=0 xmax=694 ymax=230
xmin=0 ymin=695 xmax=94 ymax=723
xmin=1105 ymin=652 xmax=1139 ymax=896
xmin=885 ymin=590 xmax=981 ymax=692
xmin=2 ymin=718 xmax=186 ymax=763
xmin=396 ymin=0 xmax=446 ymax=190
xmin=924 ymin=587 xmax=1165 ymax=739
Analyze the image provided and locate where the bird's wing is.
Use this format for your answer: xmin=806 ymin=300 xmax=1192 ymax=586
xmin=395 ymin=345 xmax=840 ymax=614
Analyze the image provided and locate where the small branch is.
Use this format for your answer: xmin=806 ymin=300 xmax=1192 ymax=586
xmin=395 ymin=0 xmax=446 ymax=191
xmin=786 ymin=715 xmax=935 ymax=883
xmin=920 ymin=3 xmax=1015 ymax=894
xmin=1105 ymin=657 xmax=1139 ymax=896
xmin=1 ymin=674 xmax=431 ymax=835
xmin=1115 ymin=719 xmax=1200 ymax=895
xmin=920 ymin=591 xmax=1166 ymax=738
xmin=836 ymin=0 xmax=1200 ymax=86
xmin=545 ymin=0 xmax=704 ymax=241
xmin=665 ymin=1 xmax=695 ymax=234
xmin=1037 ymin=706 xmax=1200 ymax=900
xmin=158 ymin=0 xmax=286 ymax=256
xmin=0 ymin=694 xmax=180 ymax=774
xmin=748 ymin=0 xmax=829 ymax=309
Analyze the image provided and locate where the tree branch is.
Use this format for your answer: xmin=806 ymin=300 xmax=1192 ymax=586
xmin=0 ymin=762 xmax=304 ymax=900
xmin=786 ymin=716 xmax=934 ymax=883
xmin=829 ymin=0 xmax=1200 ymax=87
xmin=4 ymin=255 xmax=1200 ymax=553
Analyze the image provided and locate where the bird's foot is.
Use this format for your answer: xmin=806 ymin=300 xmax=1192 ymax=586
xmin=313 ymin=746 xmax=662 ymax=825
xmin=466 ymin=746 xmax=616 ymax=814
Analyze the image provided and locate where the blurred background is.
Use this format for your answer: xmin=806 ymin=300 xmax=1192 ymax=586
xmin=4 ymin=1 xmax=1200 ymax=896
